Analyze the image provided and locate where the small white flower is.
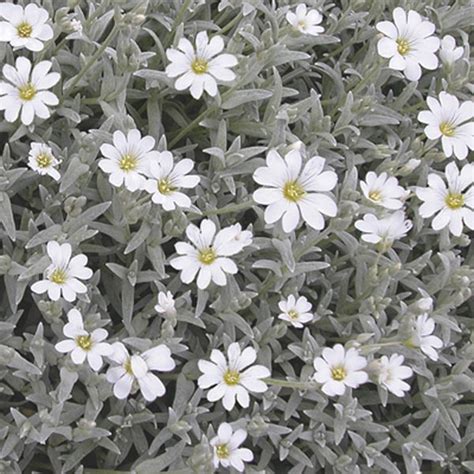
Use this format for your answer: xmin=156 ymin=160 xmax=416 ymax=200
xmin=55 ymin=309 xmax=112 ymax=371
xmin=278 ymin=295 xmax=313 ymax=328
xmin=27 ymin=142 xmax=60 ymax=181
xmin=154 ymin=291 xmax=176 ymax=317
xmin=439 ymin=35 xmax=463 ymax=66
xmin=409 ymin=314 xmax=443 ymax=361
xmin=210 ymin=423 xmax=253 ymax=472
xmin=198 ymin=342 xmax=270 ymax=411
xmin=31 ymin=241 xmax=93 ymax=302
xmin=313 ymin=344 xmax=368 ymax=396
xmin=416 ymin=297 xmax=433 ymax=313
xmin=70 ymin=19 xmax=83 ymax=34
xmin=253 ymin=150 xmax=338 ymax=233
xmin=416 ymin=162 xmax=474 ymax=237
xmin=170 ymin=219 xmax=252 ymax=290
xmin=99 ymin=129 xmax=160 ymax=192
xmin=142 ymin=152 xmax=200 ymax=210
xmin=376 ymin=7 xmax=440 ymax=81
xmin=0 ymin=57 xmax=59 ymax=126
xmin=0 ymin=3 xmax=53 ymax=52
xmin=360 ymin=172 xmax=406 ymax=209
xmin=165 ymin=31 xmax=237 ymax=99
xmin=417 ymin=92 xmax=474 ymax=160
xmin=355 ymin=211 xmax=413 ymax=246
xmin=370 ymin=354 xmax=413 ymax=397
xmin=286 ymin=4 xmax=324 ymax=36
xmin=106 ymin=342 xmax=176 ymax=401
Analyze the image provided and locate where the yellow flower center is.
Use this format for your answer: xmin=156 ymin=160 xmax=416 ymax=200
xmin=158 ymin=178 xmax=175 ymax=195
xmin=396 ymin=38 xmax=410 ymax=56
xmin=283 ymin=180 xmax=306 ymax=202
xmin=17 ymin=22 xmax=33 ymax=38
xmin=331 ymin=367 xmax=346 ymax=381
xmin=19 ymin=83 xmax=36 ymax=101
xmin=439 ymin=122 xmax=455 ymax=137
xmin=288 ymin=309 xmax=299 ymax=320
xmin=124 ymin=358 xmax=134 ymax=375
xmin=298 ymin=20 xmax=307 ymax=29
xmin=36 ymin=153 xmax=52 ymax=168
xmin=223 ymin=369 xmax=240 ymax=386
xmin=76 ymin=335 xmax=93 ymax=351
xmin=49 ymin=268 xmax=67 ymax=285
xmin=191 ymin=58 xmax=208 ymax=74
xmin=445 ymin=192 xmax=464 ymax=210
xmin=198 ymin=247 xmax=217 ymax=265
xmin=119 ymin=154 xmax=137 ymax=171
xmin=215 ymin=444 xmax=230 ymax=459
xmin=368 ymin=190 xmax=382 ymax=201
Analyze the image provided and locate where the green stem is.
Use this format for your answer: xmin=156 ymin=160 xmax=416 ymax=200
xmin=168 ymin=106 xmax=217 ymax=148
xmin=164 ymin=0 xmax=193 ymax=47
xmin=64 ymin=23 xmax=121 ymax=95
xmin=264 ymin=377 xmax=313 ymax=389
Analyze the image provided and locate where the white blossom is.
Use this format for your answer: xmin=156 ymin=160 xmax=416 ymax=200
xmin=253 ymin=150 xmax=337 ymax=233
xmin=198 ymin=342 xmax=270 ymax=411
xmin=0 ymin=57 xmax=59 ymax=125
xmin=376 ymin=7 xmax=439 ymax=81
xmin=360 ymin=172 xmax=406 ymax=209
xmin=165 ymin=31 xmax=237 ymax=99
xmin=27 ymin=142 xmax=60 ymax=181
xmin=355 ymin=211 xmax=413 ymax=246
xmin=370 ymin=354 xmax=413 ymax=397
xmin=409 ymin=314 xmax=443 ymax=361
xmin=154 ymin=291 xmax=176 ymax=317
xmin=286 ymin=4 xmax=324 ymax=36
xmin=439 ymin=35 xmax=463 ymax=66
xmin=278 ymin=295 xmax=313 ymax=328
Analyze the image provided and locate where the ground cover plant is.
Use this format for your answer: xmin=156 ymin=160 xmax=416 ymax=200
xmin=0 ymin=0 xmax=473 ymax=472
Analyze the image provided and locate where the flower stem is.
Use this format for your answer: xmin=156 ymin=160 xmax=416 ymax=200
xmin=168 ymin=106 xmax=217 ymax=148
xmin=263 ymin=377 xmax=313 ymax=389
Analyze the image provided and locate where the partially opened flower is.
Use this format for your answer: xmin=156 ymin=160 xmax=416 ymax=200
xmin=286 ymin=4 xmax=324 ymax=36
xmin=142 ymin=152 xmax=200 ymax=210
xmin=55 ymin=309 xmax=112 ymax=371
xmin=417 ymin=92 xmax=474 ymax=160
xmin=376 ymin=7 xmax=440 ymax=81
xmin=0 ymin=57 xmax=59 ymax=125
xmin=99 ymin=129 xmax=159 ymax=192
xmin=198 ymin=342 xmax=270 ymax=411
xmin=408 ymin=314 xmax=443 ymax=361
xmin=154 ymin=291 xmax=176 ymax=317
xmin=369 ymin=354 xmax=413 ymax=397
xmin=439 ymin=35 xmax=463 ymax=66
xmin=106 ymin=342 xmax=176 ymax=401
xmin=355 ymin=211 xmax=413 ymax=247
xmin=27 ymin=142 xmax=60 ymax=181
xmin=0 ymin=3 xmax=53 ymax=52
xmin=253 ymin=150 xmax=338 ymax=233
xmin=360 ymin=172 xmax=406 ymax=209
xmin=416 ymin=162 xmax=473 ymax=236
xmin=278 ymin=295 xmax=313 ymax=328
xmin=313 ymin=344 xmax=368 ymax=396
xmin=170 ymin=219 xmax=252 ymax=290
xmin=210 ymin=423 xmax=253 ymax=472
xmin=31 ymin=241 xmax=93 ymax=302
xmin=165 ymin=31 xmax=237 ymax=99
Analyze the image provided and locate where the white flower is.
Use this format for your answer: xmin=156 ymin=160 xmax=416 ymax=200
xmin=210 ymin=423 xmax=253 ymax=472
xmin=170 ymin=219 xmax=252 ymax=290
xmin=370 ymin=354 xmax=413 ymax=397
xmin=286 ymin=4 xmax=324 ymax=36
xmin=99 ymin=129 xmax=160 ymax=192
xmin=278 ymin=295 xmax=313 ymax=328
xmin=142 ymin=152 xmax=200 ymax=210
xmin=154 ymin=291 xmax=176 ymax=317
xmin=355 ymin=211 xmax=413 ymax=246
xmin=0 ymin=57 xmax=59 ymax=126
xmin=416 ymin=162 xmax=474 ymax=237
xmin=439 ymin=35 xmax=463 ymax=66
xmin=27 ymin=142 xmax=60 ymax=181
xmin=197 ymin=342 xmax=270 ymax=411
xmin=55 ymin=309 xmax=112 ymax=371
xmin=31 ymin=241 xmax=93 ymax=302
xmin=70 ymin=19 xmax=83 ymax=34
xmin=165 ymin=31 xmax=237 ymax=99
xmin=409 ymin=314 xmax=443 ymax=361
xmin=253 ymin=150 xmax=337 ymax=233
xmin=0 ymin=3 xmax=53 ymax=52
xmin=313 ymin=344 xmax=368 ymax=396
xmin=417 ymin=92 xmax=474 ymax=160
xmin=416 ymin=297 xmax=433 ymax=313
xmin=106 ymin=342 xmax=176 ymax=401
xmin=360 ymin=172 xmax=406 ymax=209
xmin=376 ymin=7 xmax=440 ymax=81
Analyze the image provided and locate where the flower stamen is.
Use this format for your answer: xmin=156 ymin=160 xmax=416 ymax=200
xmin=283 ymin=180 xmax=306 ymax=202
xmin=439 ymin=122 xmax=455 ymax=137
xmin=17 ymin=22 xmax=33 ymax=38
xmin=368 ymin=190 xmax=382 ymax=201
xmin=216 ymin=444 xmax=230 ymax=459
xmin=119 ymin=154 xmax=137 ymax=171
xmin=288 ymin=309 xmax=299 ymax=320
xmin=445 ymin=192 xmax=464 ymax=210
xmin=76 ymin=335 xmax=93 ymax=351
xmin=36 ymin=153 xmax=52 ymax=168
xmin=49 ymin=268 xmax=67 ymax=285
xmin=331 ymin=367 xmax=346 ymax=381
xmin=158 ymin=178 xmax=175 ymax=195
xmin=19 ymin=83 xmax=36 ymax=101
xmin=396 ymin=38 xmax=410 ymax=56
xmin=124 ymin=358 xmax=134 ymax=375
xmin=198 ymin=247 xmax=217 ymax=265
xmin=223 ymin=369 xmax=240 ymax=386
xmin=191 ymin=58 xmax=208 ymax=74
